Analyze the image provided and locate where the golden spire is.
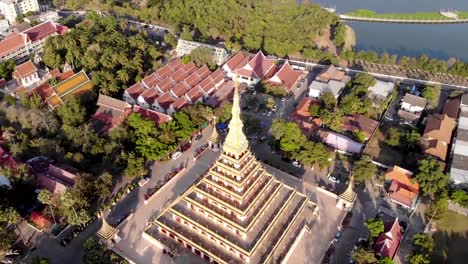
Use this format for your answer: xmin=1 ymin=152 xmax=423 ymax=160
xmin=97 ymin=216 xmax=119 ymax=241
xmin=208 ymin=116 xmax=220 ymax=144
xmin=222 ymin=76 xmax=248 ymax=157
xmin=339 ymin=175 xmax=357 ymax=203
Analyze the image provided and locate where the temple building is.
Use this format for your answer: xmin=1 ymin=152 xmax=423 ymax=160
xmin=143 ymin=80 xmax=318 ymax=263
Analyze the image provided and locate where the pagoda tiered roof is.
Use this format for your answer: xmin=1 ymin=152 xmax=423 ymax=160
xmin=145 ymin=80 xmax=317 ymax=263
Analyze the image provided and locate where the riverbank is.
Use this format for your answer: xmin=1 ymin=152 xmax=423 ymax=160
xmin=345 ymin=9 xmax=460 ymax=20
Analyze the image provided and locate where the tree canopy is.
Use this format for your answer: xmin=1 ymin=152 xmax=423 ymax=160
xmin=353 ymin=155 xmax=378 ymax=183
xmin=0 ymin=59 xmax=15 ymax=80
xmin=352 ymin=246 xmax=377 ymax=264
xmin=365 ymin=218 xmax=384 ymax=240
xmin=43 ymin=13 xmax=162 ymax=96
xmin=414 ymin=158 xmax=449 ymax=198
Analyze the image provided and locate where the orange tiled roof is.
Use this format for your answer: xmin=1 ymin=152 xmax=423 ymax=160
xmin=0 ymin=33 xmax=26 ymax=57
xmin=385 ymin=166 xmax=419 ymax=192
xmin=13 ymin=61 xmax=37 ymax=79
xmin=54 ymin=71 xmax=89 ymax=96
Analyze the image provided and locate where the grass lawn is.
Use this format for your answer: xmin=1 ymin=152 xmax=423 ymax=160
xmin=431 ymin=211 xmax=468 ymax=264
xmin=364 ymin=122 xmax=404 ymax=166
xmin=346 ymin=9 xmax=451 ymax=20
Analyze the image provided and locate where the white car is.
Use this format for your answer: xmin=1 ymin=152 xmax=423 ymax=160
xmin=292 ymin=161 xmax=302 ymax=168
xmin=266 ymin=111 xmax=272 ymax=117
xmin=328 ymin=176 xmax=340 ymax=183
xmin=171 ymin=151 xmax=182 ymax=160
xmin=138 ymin=178 xmax=150 ymax=186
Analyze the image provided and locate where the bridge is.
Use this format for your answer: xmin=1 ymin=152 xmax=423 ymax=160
xmin=338 ymin=14 xmax=468 ymax=24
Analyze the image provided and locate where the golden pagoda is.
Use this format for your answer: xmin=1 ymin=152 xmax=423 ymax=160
xmin=144 ymin=80 xmax=317 ymax=264
xmin=336 ymin=175 xmax=357 ymax=211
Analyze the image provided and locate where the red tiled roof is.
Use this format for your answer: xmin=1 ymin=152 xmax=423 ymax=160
xmin=142 ymin=72 xmax=159 ymax=88
xmin=126 ymin=82 xmax=145 ymax=99
xmin=442 ymin=98 xmax=460 ymax=119
xmin=56 ymin=25 xmax=69 ymax=35
xmin=23 ymin=21 xmax=57 ymax=42
xmin=29 ymin=211 xmax=52 ymax=230
xmin=56 ymin=70 xmax=74 ymax=81
xmin=208 ymin=68 xmax=225 ymax=87
xmin=155 ymin=65 xmax=175 ymax=80
xmin=237 ymin=51 xmax=275 ymax=79
xmin=49 ymin=69 xmax=61 ymax=77
xmin=198 ymin=77 xmax=215 ymax=93
xmin=167 ymin=58 xmax=183 ymax=70
xmin=290 ymin=97 xmax=321 ymax=120
xmin=171 ymin=82 xmax=189 ymax=97
xmin=0 ymin=33 xmax=26 ymax=57
xmin=171 ymin=69 xmax=189 ymax=84
xmin=194 ymin=65 xmax=211 ymax=79
xmin=139 ymin=88 xmax=160 ymax=104
xmin=133 ymin=105 xmax=171 ymax=126
xmin=0 ymin=146 xmax=18 ymax=171
xmin=170 ymin=97 xmax=190 ymax=112
xmin=423 ymin=114 xmax=455 ymax=144
xmin=29 ymin=83 xmax=53 ymax=99
xmin=13 ymin=60 xmax=37 ymax=79
xmin=156 ymin=91 xmax=176 ymax=110
xmin=184 ymin=72 xmax=203 ymax=88
xmin=374 ymin=219 xmax=402 ymax=259
xmin=385 ymin=166 xmax=419 ymax=192
xmin=224 ymin=52 xmax=247 ymax=72
xmin=266 ymin=62 xmax=302 ymax=92
xmin=186 ymin=86 xmax=203 ymax=102
xmin=157 ymin=77 xmax=176 ymax=93
xmin=183 ymin=62 xmax=197 ymax=74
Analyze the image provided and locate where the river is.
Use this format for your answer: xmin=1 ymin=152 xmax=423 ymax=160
xmin=312 ymin=0 xmax=468 ymax=61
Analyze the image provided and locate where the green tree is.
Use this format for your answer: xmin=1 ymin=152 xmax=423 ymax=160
xmin=412 ymin=233 xmax=434 ymax=253
xmin=354 ymin=130 xmax=367 ymax=143
xmin=37 ymin=189 xmax=57 ymax=224
xmin=31 ymin=257 xmax=50 ymax=264
xmin=386 ymin=127 xmax=401 ymax=147
xmin=4 ymin=94 xmax=16 ymax=105
xmin=408 ymin=254 xmax=430 ymax=264
xmin=0 ymin=225 xmax=15 ymax=256
xmin=0 ymin=59 xmax=15 ymax=80
xmin=414 ymin=158 xmax=449 ymax=198
xmin=308 ymin=103 xmax=321 ymax=117
xmin=401 ymin=129 xmax=421 ymax=151
xmin=425 ymin=195 xmax=448 ymax=220
xmin=217 ymin=102 xmax=232 ymax=123
xmin=333 ymin=22 xmax=347 ymax=47
xmin=421 ymin=84 xmax=441 ymax=109
xmin=95 ymin=172 xmax=113 ymax=199
xmin=451 ymin=189 xmax=468 ymax=208
xmin=365 ymin=218 xmax=384 ymax=240
xmin=270 ymin=119 xmax=306 ymax=154
xmin=352 ymin=246 xmax=377 ymax=264
xmin=296 ymin=141 xmax=332 ymax=170
xmin=123 ymin=152 xmax=147 ymax=179
xmin=353 ymin=156 xmax=378 ymax=183
xmin=164 ymin=33 xmax=177 ymax=48
xmin=189 ymin=47 xmax=215 ymax=69
xmin=378 ymin=257 xmax=394 ymax=264
xmin=20 ymin=92 xmax=43 ymax=109
xmin=319 ymin=91 xmax=337 ymax=110
xmin=57 ymin=97 xmax=87 ymax=126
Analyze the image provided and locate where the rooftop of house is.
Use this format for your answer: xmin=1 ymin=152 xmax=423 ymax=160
xmin=373 ymin=218 xmax=402 ymax=259
xmin=341 ymin=114 xmax=379 ymax=139
xmin=170 ymin=97 xmax=190 ymax=112
xmin=139 ymin=88 xmax=160 ymax=105
xmin=368 ymin=80 xmax=394 ymax=98
xmin=156 ymin=91 xmax=176 ymax=110
xmin=309 ymin=80 xmax=345 ymax=97
xmin=402 ymin=93 xmax=427 ymax=108
xmin=126 ymin=82 xmax=145 ymax=99
xmin=46 ymin=70 xmax=93 ymax=108
xmin=30 ymin=159 xmax=78 ymax=194
xmin=424 ymin=139 xmax=448 ymax=162
xmin=290 ymin=97 xmax=321 ymax=120
xmin=397 ymin=110 xmax=421 ymax=124
xmin=385 ymin=166 xmax=419 ymax=192
xmin=442 ymin=98 xmax=461 ymax=119
xmin=423 ymin=114 xmax=455 ymax=144
xmin=133 ymin=105 xmax=172 ymax=126
xmin=266 ymin=62 xmax=302 ymax=93
xmin=13 ymin=60 xmax=37 ymax=79
xmin=186 ymin=86 xmax=204 ymax=102
xmin=317 ymin=129 xmax=364 ymax=154
xmin=0 ymin=33 xmax=26 ymax=57
xmin=206 ymin=80 xmax=235 ymax=108
xmin=223 ymin=52 xmax=248 ymax=71
xmin=316 ymin=65 xmax=351 ymax=83
xmin=235 ymin=51 xmax=276 ymax=79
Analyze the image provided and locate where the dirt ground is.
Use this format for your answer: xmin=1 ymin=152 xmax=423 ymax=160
xmin=364 ymin=122 xmax=405 ymax=166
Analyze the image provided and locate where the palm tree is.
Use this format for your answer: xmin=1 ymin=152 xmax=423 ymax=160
xmin=37 ymin=189 xmax=57 ymax=225
xmin=117 ymin=69 xmax=130 ymax=83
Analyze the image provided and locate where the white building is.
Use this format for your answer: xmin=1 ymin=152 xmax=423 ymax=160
xmin=0 ymin=0 xmax=39 ymax=24
xmin=176 ymin=39 xmax=228 ymax=66
xmin=400 ymin=93 xmax=426 ymax=113
xmin=368 ymin=80 xmax=394 ymax=106
xmin=450 ymin=94 xmax=468 ymax=186
xmin=308 ymin=80 xmax=345 ymax=98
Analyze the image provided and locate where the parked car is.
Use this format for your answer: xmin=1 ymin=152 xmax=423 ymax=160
xmin=171 ymin=151 xmax=182 ymax=160
xmin=194 ymin=134 xmax=202 ymax=141
xmin=259 ymin=136 xmax=267 ymax=142
xmin=292 ymin=161 xmax=302 ymax=168
xmin=266 ymin=111 xmax=272 ymax=117
xmin=139 ymin=178 xmax=150 ymax=186
xmin=180 ymin=142 xmax=191 ymax=152
xmin=334 ymin=231 xmax=342 ymax=242
xmin=328 ymin=176 xmax=340 ymax=183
